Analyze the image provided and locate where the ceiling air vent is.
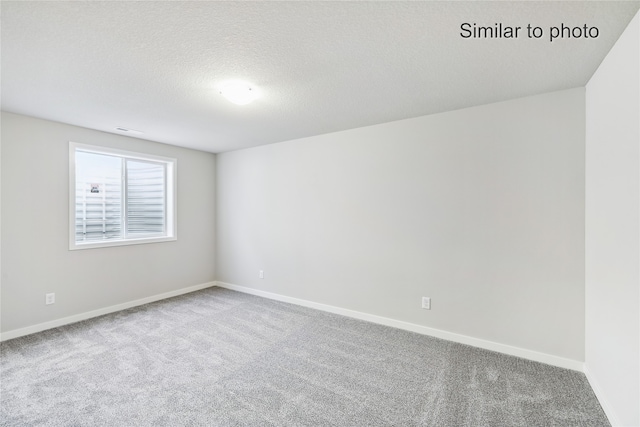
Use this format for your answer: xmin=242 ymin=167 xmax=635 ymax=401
xmin=115 ymin=127 xmax=144 ymax=134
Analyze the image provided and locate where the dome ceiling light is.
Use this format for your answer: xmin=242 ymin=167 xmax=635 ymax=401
xmin=218 ymin=80 xmax=258 ymax=105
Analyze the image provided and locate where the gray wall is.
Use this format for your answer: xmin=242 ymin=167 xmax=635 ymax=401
xmin=585 ymin=11 xmax=640 ymax=427
xmin=216 ymin=88 xmax=586 ymax=361
xmin=1 ymin=112 xmax=216 ymax=333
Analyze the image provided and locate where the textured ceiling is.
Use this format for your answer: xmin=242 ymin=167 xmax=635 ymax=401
xmin=2 ymin=1 xmax=639 ymax=153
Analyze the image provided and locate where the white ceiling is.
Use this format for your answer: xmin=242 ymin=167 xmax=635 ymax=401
xmin=2 ymin=1 xmax=639 ymax=153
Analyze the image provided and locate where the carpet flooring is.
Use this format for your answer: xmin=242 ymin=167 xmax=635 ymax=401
xmin=1 ymin=287 xmax=609 ymax=426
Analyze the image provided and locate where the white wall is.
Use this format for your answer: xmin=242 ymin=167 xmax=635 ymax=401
xmin=216 ymin=88 xmax=586 ymax=363
xmin=585 ymin=11 xmax=640 ymax=427
xmin=0 ymin=112 xmax=216 ymax=334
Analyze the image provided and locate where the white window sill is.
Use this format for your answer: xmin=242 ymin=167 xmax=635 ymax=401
xmin=69 ymin=235 xmax=177 ymax=251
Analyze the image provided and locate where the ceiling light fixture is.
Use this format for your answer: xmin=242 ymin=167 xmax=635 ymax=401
xmin=219 ymin=80 xmax=258 ymax=105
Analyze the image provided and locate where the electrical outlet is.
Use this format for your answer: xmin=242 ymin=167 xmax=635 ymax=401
xmin=421 ymin=297 xmax=431 ymax=310
xmin=45 ymin=293 xmax=55 ymax=305
xmin=259 ymin=270 xmax=264 ymax=279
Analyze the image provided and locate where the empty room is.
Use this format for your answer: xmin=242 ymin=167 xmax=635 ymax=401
xmin=1 ymin=1 xmax=639 ymax=426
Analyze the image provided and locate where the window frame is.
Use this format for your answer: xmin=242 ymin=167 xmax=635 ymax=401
xmin=69 ymin=142 xmax=177 ymax=250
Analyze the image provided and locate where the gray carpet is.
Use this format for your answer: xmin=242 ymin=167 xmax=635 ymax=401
xmin=1 ymin=287 xmax=608 ymax=426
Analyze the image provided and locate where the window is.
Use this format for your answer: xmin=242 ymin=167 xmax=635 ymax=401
xmin=69 ymin=142 xmax=176 ymax=250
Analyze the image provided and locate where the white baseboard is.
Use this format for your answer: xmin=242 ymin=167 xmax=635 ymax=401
xmin=0 ymin=281 xmax=217 ymax=342
xmin=2 ymin=280 xmax=585 ymax=373
xmin=584 ymin=364 xmax=619 ymax=427
xmin=215 ymin=281 xmax=584 ymax=372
